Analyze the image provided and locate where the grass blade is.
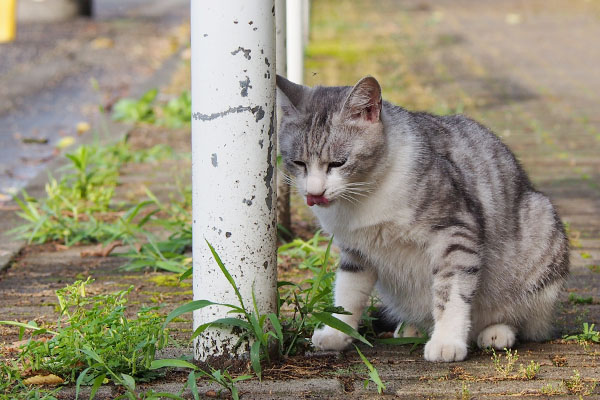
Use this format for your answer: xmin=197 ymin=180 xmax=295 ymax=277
xmin=312 ymin=312 xmax=372 ymax=347
xmin=150 ymin=359 xmax=198 ymax=370
xmin=0 ymin=320 xmax=59 ymax=336
xmin=205 ymin=240 xmax=246 ymax=312
xmin=354 ymin=345 xmax=386 ymax=394
xmin=250 ymin=341 xmax=262 ymax=380
xmin=164 ymin=300 xmax=241 ymax=327
xmin=191 ymin=317 xmax=252 ymax=339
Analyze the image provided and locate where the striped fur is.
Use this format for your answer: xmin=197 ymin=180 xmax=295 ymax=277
xmin=277 ymin=75 xmax=569 ymax=362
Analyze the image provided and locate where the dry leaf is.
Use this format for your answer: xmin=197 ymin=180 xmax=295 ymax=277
xmin=91 ymin=37 xmax=114 ymax=49
xmin=76 ymin=121 xmax=91 ymax=135
xmin=505 ymin=13 xmax=522 ymax=25
xmin=80 ymin=241 xmax=124 ymax=258
xmin=23 ymin=374 xmax=64 ymax=386
xmin=55 ymin=136 xmax=75 ymax=150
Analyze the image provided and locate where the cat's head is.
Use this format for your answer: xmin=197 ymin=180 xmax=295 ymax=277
xmin=276 ymin=75 xmax=386 ymax=207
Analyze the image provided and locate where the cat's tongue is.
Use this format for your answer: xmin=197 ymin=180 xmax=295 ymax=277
xmin=306 ymin=195 xmax=329 ymax=206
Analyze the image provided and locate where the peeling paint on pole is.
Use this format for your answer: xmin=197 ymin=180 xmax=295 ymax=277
xmin=191 ymin=0 xmax=277 ymax=362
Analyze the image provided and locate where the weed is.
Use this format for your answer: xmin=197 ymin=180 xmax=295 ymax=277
xmin=0 ymin=279 xmax=168 ymax=386
xmin=580 ymin=252 xmax=592 ymax=260
xmin=149 ymin=359 xmax=252 ymax=400
xmin=112 ymin=89 xmax=191 ymax=128
xmin=588 ymin=265 xmax=600 ymax=273
xmin=540 ymin=382 xmax=563 ymax=396
xmin=569 ymin=293 xmax=594 ymax=305
xmin=0 ymin=362 xmax=60 ymax=400
xmin=11 ymin=137 xmax=172 ymax=246
xmin=564 ymin=323 xmax=600 ymax=344
xmin=159 ymin=90 xmax=192 ymax=128
xmin=491 ymin=348 xmax=519 ymax=377
xmin=355 ymin=345 xmax=386 ymax=394
xmin=563 ymin=370 xmax=597 ymax=395
xmin=518 ymin=360 xmax=540 ymax=380
xmin=165 ymin=239 xmax=371 ymax=379
xmin=112 ymin=89 xmax=158 ymax=124
xmin=460 ymin=382 xmax=471 ymax=400
xmin=490 ymin=348 xmax=540 ymax=380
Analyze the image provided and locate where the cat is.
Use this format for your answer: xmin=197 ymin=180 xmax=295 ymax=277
xmin=276 ymin=74 xmax=569 ymax=362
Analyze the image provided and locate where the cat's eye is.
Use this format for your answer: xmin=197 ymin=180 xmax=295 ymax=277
xmin=293 ymin=160 xmax=307 ymax=172
xmin=327 ymin=159 xmax=347 ymax=173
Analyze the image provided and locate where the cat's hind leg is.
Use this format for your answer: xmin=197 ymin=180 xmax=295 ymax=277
xmin=476 ymin=324 xmax=516 ymax=350
xmin=394 ymin=323 xmax=424 ymax=338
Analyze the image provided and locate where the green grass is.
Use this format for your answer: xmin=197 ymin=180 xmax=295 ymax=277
xmin=112 ymin=89 xmax=191 ymax=128
xmin=11 ymin=137 xmax=173 ymax=246
xmin=568 ymin=292 xmax=594 ymax=305
xmin=564 ymin=323 xmax=600 ymax=344
xmin=0 ymin=279 xmax=169 ymax=399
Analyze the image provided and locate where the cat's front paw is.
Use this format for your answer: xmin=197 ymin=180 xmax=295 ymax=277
xmin=424 ymin=336 xmax=467 ymax=362
xmin=311 ymin=326 xmax=353 ymax=351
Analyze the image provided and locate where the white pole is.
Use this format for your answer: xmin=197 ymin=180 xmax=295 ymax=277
xmin=276 ymin=0 xmax=287 ymax=76
xmin=191 ymin=1 xmax=278 ymax=362
xmin=286 ymin=0 xmax=303 ymax=84
xmin=302 ymin=0 xmax=310 ymax=49
xmin=275 ymin=0 xmax=292 ymax=233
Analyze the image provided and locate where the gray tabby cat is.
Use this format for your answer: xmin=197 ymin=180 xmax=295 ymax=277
xmin=276 ymin=75 xmax=569 ymax=362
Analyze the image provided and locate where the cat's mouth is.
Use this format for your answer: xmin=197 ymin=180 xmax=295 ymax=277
xmin=306 ymin=195 xmax=330 ymax=207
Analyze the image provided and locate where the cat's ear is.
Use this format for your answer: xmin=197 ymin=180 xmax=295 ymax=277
xmin=276 ymin=74 xmax=306 ymax=117
xmin=342 ymin=76 xmax=382 ymax=123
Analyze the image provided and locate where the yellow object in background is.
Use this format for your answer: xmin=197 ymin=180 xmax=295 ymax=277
xmin=0 ymin=0 xmax=17 ymax=43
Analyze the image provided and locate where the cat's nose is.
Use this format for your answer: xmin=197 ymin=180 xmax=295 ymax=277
xmin=306 ymin=174 xmax=326 ymax=197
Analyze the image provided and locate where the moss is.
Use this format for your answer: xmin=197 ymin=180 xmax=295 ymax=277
xmin=147 ymin=274 xmax=191 ymax=288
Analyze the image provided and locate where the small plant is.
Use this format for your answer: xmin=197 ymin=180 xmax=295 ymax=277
xmin=564 ymin=323 xmax=600 ymax=344
xmin=11 ymin=137 xmax=172 ymax=246
xmin=112 ymin=89 xmax=158 ymax=124
xmin=355 ymin=345 xmax=386 ymax=394
xmin=165 ymin=239 xmax=371 ymax=378
xmin=0 ymin=361 xmax=60 ymax=400
xmin=588 ymin=265 xmax=600 ymax=273
xmin=112 ymin=89 xmax=191 ymax=128
xmin=540 ymin=382 xmax=563 ymax=396
xmin=563 ymin=370 xmax=597 ymax=395
xmin=149 ymin=359 xmax=252 ymax=400
xmin=491 ymin=348 xmax=519 ymax=378
xmin=460 ymin=382 xmax=471 ymax=400
xmin=569 ymin=292 xmax=594 ymax=305
xmin=159 ymin=90 xmax=192 ymax=128
xmin=491 ymin=348 xmax=541 ymax=380
xmin=0 ymin=279 xmax=168 ymax=386
xmin=518 ymin=360 xmax=540 ymax=380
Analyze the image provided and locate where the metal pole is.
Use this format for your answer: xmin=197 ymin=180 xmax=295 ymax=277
xmin=286 ymin=0 xmax=304 ymax=84
xmin=276 ymin=0 xmax=292 ymax=235
xmin=191 ymin=0 xmax=277 ymax=362
xmin=302 ymin=0 xmax=310 ymax=49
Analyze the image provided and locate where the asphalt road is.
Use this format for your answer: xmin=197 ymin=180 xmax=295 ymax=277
xmin=0 ymin=0 xmax=189 ymax=200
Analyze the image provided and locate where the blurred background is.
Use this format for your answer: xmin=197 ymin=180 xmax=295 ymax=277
xmin=0 ymin=0 xmax=189 ymax=199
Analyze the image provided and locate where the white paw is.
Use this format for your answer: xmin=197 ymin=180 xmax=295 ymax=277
xmin=311 ymin=326 xmax=353 ymax=351
xmin=393 ymin=323 xmax=423 ymax=338
xmin=477 ymin=324 xmax=516 ymax=350
xmin=424 ymin=336 xmax=468 ymax=362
